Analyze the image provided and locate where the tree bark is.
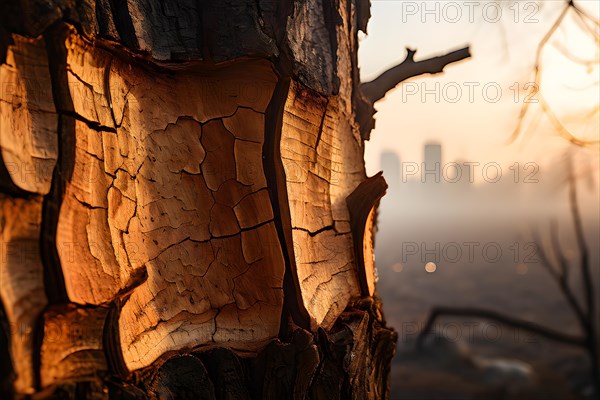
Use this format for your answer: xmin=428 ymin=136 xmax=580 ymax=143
xmin=0 ymin=0 xmax=397 ymax=398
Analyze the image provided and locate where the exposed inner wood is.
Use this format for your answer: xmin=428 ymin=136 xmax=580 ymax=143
xmin=0 ymin=195 xmax=47 ymax=394
xmin=0 ymin=35 xmax=57 ymax=195
xmin=0 ymin=0 xmax=400 ymax=394
xmin=276 ymin=0 xmax=373 ymax=331
xmin=51 ymin=31 xmax=286 ymax=372
xmin=346 ymin=172 xmax=388 ymax=296
xmin=280 ymin=80 xmax=365 ymax=330
xmin=40 ymin=305 xmax=108 ymax=387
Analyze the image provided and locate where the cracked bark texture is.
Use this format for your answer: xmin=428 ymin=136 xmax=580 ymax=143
xmin=0 ymin=0 xmax=396 ymax=399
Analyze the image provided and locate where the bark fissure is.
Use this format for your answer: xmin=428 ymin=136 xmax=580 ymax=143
xmin=40 ymin=24 xmax=74 ymax=305
xmin=294 ymin=224 xmax=337 ymax=237
xmin=0 ymin=1 xmax=400 ymax=397
xmin=263 ymin=77 xmax=312 ymax=334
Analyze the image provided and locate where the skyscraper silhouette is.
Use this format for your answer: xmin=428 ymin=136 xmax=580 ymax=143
xmin=423 ymin=142 xmax=442 ymax=184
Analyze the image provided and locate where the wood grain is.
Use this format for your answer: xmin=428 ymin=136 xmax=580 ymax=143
xmin=0 ymin=35 xmax=57 ymax=194
xmin=0 ymin=0 xmax=398 ymax=396
xmin=52 ymin=32 xmax=286 ymax=372
xmin=0 ymin=195 xmax=46 ymax=393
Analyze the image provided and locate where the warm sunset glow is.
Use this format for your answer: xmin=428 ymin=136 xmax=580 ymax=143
xmin=360 ymin=0 xmax=599 ymax=174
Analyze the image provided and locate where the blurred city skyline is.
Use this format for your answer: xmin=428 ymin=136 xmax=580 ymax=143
xmin=377 ymin=141 xmax=600 ymax=228
xmin=358 ymin=2 xmax=599 ymax=397
xmin=359 ymin=0 xmax=599 ymax=179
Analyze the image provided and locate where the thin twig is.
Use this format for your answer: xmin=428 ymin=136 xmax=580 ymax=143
xmin=550 ymin=219 xmax=569 ymax=278
xmin=567 ymin=157 xmax=593 ymax=320
xmin=535 ymin=232 xmax=588 ymax=330
xmin=509 ymin=0 xmax=600 ymax=148
xmin=532 ymin=229 xmax=561 ymax=280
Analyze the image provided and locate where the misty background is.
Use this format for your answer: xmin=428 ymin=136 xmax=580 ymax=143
xmin=359 ymin=1 xmax=600 ymax=398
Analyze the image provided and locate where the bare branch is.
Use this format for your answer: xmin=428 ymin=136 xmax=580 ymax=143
xmin=567 ymin=156 xmax=594 ymax=321
xmin=510 ymin=1 xmax=600 ymax=147
xmin=572 ymin=1 xmax=600 ymax=39
xmin=550 ymin=219 xmax=569 ymax=278
xmin=539 ymin=97 xmax=599 ymax=147
xmin=416 ymin=306 xmax=586 ymax=349
xmin=509 ymin=2 xmax=571 ymax=144
xmin=552 ymin=41 xmax=599 ymax=67
xmin=361 ymin=46 xmax=471 ymax=104
xmin=533 ymin=229 xmax=561 ymax=279
xmin=534 ymin=226 xmax=588 ymax=329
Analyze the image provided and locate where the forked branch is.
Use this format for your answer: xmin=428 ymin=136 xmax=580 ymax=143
xmin=510 ymin=0 xmax=600 ymax=147
xmin=361 ymin=46 xmax=471 ymax=104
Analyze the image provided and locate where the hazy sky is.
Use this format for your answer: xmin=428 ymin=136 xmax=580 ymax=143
xmin=358 ymin=0 xmax=600 ymax=178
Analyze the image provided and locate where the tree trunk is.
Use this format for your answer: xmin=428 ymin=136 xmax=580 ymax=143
xmin=0 ymin=0 xmax=397 ymax=398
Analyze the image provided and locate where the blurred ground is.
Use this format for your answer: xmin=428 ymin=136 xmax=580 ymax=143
xmin=375 ymin=175 xmax=599 ymax=400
